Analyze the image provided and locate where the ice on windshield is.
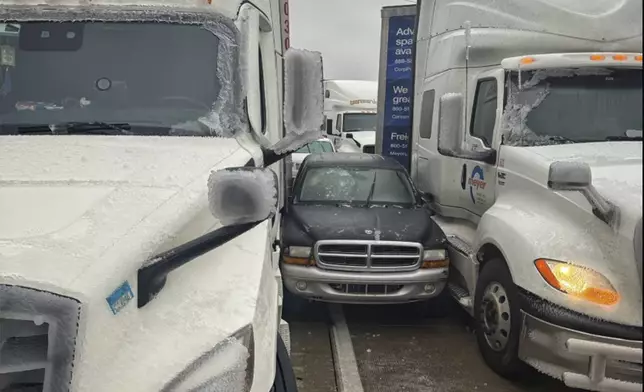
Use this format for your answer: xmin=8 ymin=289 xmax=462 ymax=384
xmin=297 ymin=167 xmax=415 ymax=205
xmin=502 ymin=68 xmax=642 ymax=146
xmin=0 ymin=14 xmax=245 ymax=138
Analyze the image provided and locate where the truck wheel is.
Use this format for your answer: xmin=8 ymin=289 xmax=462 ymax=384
xmin=273 ymin=334 xmax=298 ymax=392
xmin=474 ymin=257 xmax=526 ymax=379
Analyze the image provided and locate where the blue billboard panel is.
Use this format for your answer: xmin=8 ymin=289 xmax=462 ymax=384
xmin=381 ymin=15 xmax=415 ymax=170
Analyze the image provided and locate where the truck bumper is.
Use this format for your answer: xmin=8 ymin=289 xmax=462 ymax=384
xmin=518 ymin=289 xmax=643 ymax=391
xmin=282 ymin=264 xmax=448 ymax=304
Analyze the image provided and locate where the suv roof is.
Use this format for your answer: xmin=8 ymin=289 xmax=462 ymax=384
xmin=302 ymin=152 xmax=404 ymax=170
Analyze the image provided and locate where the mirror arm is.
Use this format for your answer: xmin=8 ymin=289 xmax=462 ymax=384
xmin=581 ymin=186 xmax=620 ymax=227
xmin=137 ymin=219 xmax=264 ymax=308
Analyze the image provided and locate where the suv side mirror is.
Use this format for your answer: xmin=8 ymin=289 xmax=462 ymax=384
xmin=437 ymin=93 xmax=497 ymax=164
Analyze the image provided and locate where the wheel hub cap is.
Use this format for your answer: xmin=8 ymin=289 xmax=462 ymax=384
xmin=479 ymin=282 xmax=511 ymax=352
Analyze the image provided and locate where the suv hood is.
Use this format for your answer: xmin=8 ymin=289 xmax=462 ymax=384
xmin=285 ymin=204 xmax=445 ymax=247
xmin=0 ymin=135 xmax=248 ymax=293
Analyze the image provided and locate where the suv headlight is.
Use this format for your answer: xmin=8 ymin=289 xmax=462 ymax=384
xmin=162 ymin=324 xmax=254 ymax=392
xmin=534 ymin=259 xmax=620 ymax=305
xmin=421 ymin=249 xmax=449 ymax=269
xmin=282 ymin=246 xmax=314 ymax=266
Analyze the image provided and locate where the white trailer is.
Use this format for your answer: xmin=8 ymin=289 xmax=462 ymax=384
xmin=390 ymin=0 xmax=643 ymax=390
xmin=323 ymin=79 xmax=378 ymax=153
xmin=0 ymin=0 xmax=324 ymax=391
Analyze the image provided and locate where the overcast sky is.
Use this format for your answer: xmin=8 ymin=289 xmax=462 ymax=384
xmin=290 ymin=0 xmax=415 ymax=81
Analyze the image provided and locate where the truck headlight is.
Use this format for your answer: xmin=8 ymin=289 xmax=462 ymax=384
xmin=534 ymin=259 xmax=620 ymax=305
xmin=165 ymin=324 xmax=254 ymax=392
xmin=282 ymin=246 xmax=314 ymax=266
xmin=421 ymin=249 xmax=449 ymax=268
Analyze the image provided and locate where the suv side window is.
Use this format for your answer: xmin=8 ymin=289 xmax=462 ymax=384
xmin=419 ymin=89 xmax=435 ymax=139
xmin=470 ymin=79 xmax=498 ymax=146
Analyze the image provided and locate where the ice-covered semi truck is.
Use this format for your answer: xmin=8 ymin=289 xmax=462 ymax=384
xmin=323 ymin=79 xmax=378 ymax=153
xmin=0 ymin=1 xmax=325 ymax=391
xmin=382 ymin=0 xmax=643 ymax=390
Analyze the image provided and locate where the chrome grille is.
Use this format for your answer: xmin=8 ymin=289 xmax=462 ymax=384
xmin=0 ymin=285 xmax=81 ymax=392
xmin=314 ymin=240 xmax=422 ymax=272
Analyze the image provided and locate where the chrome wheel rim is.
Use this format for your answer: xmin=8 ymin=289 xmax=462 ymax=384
xmin=479 ymin=282 xmax=511 ymax=352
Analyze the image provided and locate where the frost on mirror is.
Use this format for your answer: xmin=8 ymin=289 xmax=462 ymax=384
xmin=437 ymin=93 xmax=465 ymax=156
xmin=272 ymin=48 xmax=325 ymax=155
xmin=208 ymin=167 xmax=278 ymax=226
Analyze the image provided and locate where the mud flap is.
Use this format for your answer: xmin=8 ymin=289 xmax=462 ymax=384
xmin=273 ymin=334 xmax=298 ymax=392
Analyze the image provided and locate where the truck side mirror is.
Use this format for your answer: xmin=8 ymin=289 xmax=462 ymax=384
xmin=437 ymin=92 xmax=497 ymax=164
xmin=271 ymin=48 xmax=324 ymax=156
xmin=547 ymin=161 xmax=591 ymax=191
xmin=208 ymin=166 xmax=278 ymax=225
xmin=437 ymin=93 xmax=466 ymax=157
xmin=548 ymin=161 xmax=619 ymax=227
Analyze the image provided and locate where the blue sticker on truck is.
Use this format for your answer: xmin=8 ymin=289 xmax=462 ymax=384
xmin=468 ymin=166 xmax=486 ymax=204
xmin=106 ymin=281 xmax=134 ymax=315
xmin=381 ymin=14 xmax=415 ymax=170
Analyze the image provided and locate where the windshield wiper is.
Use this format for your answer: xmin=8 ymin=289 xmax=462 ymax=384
xmin=604 ymin=135 xmax=643 ymax=141
xmin=17 ymin=122 xmax=132 ymax=135
xmin=547 ymin=135 xmax=577 ymax=144
xmin=365 ymin=173 xmax=377 ymax=207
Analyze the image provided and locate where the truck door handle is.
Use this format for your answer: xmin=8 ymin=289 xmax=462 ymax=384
xmin=460 ymin=164 xmax=467 ymax=190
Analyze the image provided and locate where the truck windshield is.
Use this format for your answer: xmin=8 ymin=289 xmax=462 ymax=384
xmin=504 ymin=68 xmax=642 ymax=145
xmin=0 ymin=22 xmax=223 ymax=136
xmin=343 ymin=113 xmax=376 ymax=133
xmin=296 ymin=166 xmax=415 ymax=206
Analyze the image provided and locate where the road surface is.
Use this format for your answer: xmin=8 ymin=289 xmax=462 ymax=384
xmin=284 ymin=297 xmax=582 ymax=392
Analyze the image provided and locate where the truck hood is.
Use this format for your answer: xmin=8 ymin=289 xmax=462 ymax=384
xmin=284 ymin=204 xmax=445 ymax=247
xmin=0 ymin=135 xmax=247 ymax=291
xmin=0 ymin=136 xmax=281 ymax=391
xmin=526 ymin=142 xmax=642 ymax=221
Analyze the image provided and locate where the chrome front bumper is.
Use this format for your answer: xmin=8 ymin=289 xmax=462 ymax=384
xmin=519 ymin=311 xmax=643 ymax=391
xmin=281 ymin=264 xmax=448 ymax=304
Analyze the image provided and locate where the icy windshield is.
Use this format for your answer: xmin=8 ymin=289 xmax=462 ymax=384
xmin=503 ymin=68 xmax=643 ymax=146
xmin=343 ymin=113 xmax=376 ymax=133
xmin=296 ymin=166 xmax=415 ymax=206
xmin=0 ymin=21 xmax=234 ymax=136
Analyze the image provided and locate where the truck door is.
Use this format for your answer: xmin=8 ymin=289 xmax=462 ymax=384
xmin=461 ymin=69 xmax=503 ymax=217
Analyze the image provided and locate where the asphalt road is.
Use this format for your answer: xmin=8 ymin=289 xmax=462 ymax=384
xmin=284 ymin=297 xmax=582 ymax=392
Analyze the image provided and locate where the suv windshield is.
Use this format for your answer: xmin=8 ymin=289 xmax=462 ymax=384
xmin=295 ymin=140 xmax=334 ymax=153
xmin=343 ymin=113 xmax=376 ymax=133
xmin=0 ymin=22 xmax=223 ymax=136
xmin=296 ymin=166 xmax=415 ymax=206
xmin=504 ymin=68 xmax=642 ymax=145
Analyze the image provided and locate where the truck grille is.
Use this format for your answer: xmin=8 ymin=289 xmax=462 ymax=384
xmin=362 ymin=145 xmax=375 ymax=154
xmin=0 ymin=285 xmax=81 ymax=392
xmin=314 ymin=240 xmax=422 ymax=272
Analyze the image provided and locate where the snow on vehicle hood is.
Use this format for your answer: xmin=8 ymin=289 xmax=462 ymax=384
xmin=0 ymin=135 xmax=248 ymax=292
xmin=0 ymin=135 xmax=281 ymax=391
xmin=526 ymin=142 xmax=642 ymax=220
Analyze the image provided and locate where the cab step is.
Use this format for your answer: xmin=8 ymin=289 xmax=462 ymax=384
xmin=448 ymin=282 xmax=473 ymax=312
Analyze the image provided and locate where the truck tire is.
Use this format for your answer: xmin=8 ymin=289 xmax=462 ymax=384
xmin=474 ymin=257 xmax=526 ymax=379
xmin=273 ymin=334 xmax=298 ymax=392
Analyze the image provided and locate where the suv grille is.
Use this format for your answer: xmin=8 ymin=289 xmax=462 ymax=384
xmin=0 ymin=285 xmax=81 ymax=392
xmin=315 ymin=240 xmax=422 ymax=272
xmin=362 ymin=145 xmax=375 ymax=154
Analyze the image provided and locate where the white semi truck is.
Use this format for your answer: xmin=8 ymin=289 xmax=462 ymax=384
xmin=323 ymin=79 xmax=378 ymax=153
xmin=380 ymin=0 xmax=643 ymax=391
xmin=0 ymin=0 xmax=324 ymax=391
